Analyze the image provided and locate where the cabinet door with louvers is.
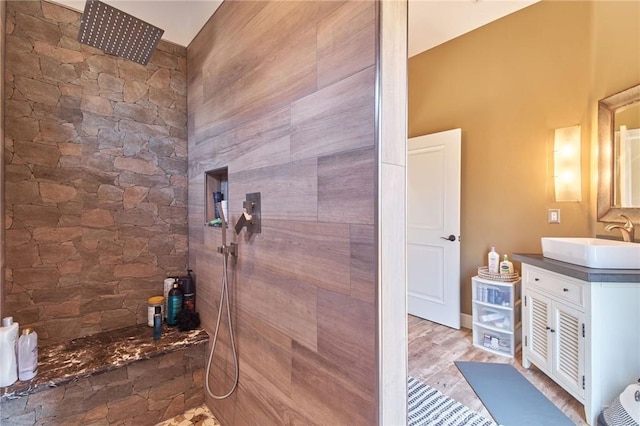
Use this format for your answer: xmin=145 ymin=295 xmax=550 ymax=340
xmin=523 ymin=290 xmax=553 ymax=372
xmin=551 ymin=302 xmax=585 ymax=399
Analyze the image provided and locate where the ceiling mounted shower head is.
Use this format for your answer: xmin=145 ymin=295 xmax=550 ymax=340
xmin=78 ymin=0 xmax=164 ymax=66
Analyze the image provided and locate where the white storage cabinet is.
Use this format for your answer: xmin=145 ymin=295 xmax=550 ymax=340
xmin=521 ymin=263 xmax=640 ymax=426
xmin=471 ymin=276 xmax=522 ymax=357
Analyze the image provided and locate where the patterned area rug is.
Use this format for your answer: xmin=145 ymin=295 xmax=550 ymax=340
xmin=408 ymin=376 xmax=497 ymax=426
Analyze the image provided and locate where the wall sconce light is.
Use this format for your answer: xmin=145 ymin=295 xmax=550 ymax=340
xmin=554 ymin=125 xmax=582 ymax=202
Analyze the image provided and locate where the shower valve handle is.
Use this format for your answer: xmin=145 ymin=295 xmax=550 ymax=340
xmin=243 ymin=200 xmax=256 ymax=212
xmin=234 ymin=211 xmax=251 ymax=234
xmin=235 ymin=192 xmax=261 ymax=234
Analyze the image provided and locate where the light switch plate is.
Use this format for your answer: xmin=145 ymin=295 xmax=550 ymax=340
xmin=548 ymin=209 xmax=560 ymax=224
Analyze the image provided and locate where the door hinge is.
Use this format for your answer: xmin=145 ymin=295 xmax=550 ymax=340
xmin=582 ymin=375 xmax=585 ymax=390
xmin=524 ymin=335 xmax=528 ymax=347
xmin=524 ymin=296 xmax=527 ymax=307
xmin=582 ymin=323 xmax=585 ymax=338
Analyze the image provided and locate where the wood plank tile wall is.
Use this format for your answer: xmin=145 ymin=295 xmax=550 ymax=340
xmin=187 ymin=1 xmax=378 ymax=424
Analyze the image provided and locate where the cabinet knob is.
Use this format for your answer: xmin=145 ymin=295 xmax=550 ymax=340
xmin=550 ymin=329 xmax=556 ymax=333
xmin=534 ymin=278 xmax=540 ymax=281
xmin=563 ymin=288 xmax=569 ymax=292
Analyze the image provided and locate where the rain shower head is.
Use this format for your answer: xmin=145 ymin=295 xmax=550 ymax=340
xmin=78 ymin=0 xmax=164 ymax=66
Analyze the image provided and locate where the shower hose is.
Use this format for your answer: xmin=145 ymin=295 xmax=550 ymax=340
xmin=205 ymin=248 xmax=239 ymax=399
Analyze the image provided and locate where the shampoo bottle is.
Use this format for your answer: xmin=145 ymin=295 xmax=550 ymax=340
xmin=500 ymin=254 xmax=514 ymax=275
xmin=488 ymin=247 xmax=500 ymax=274
xmin=181 ymin=269 xmax=196 ymax=312
xmin=0 ymin=317 xmax=19 ymax=387
xmin=163 ymin=278 xmax=173 ymax=320
xmin=18 ymin=328 xmax=37 ymax=381
xmin=153 ymin=306 xmax=162 ymax=340
xmin=167 ymin=281 xmax=183 ymax=326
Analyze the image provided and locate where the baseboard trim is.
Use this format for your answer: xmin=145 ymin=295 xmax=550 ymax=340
xmin=460 ymin=313 xmax=472 ymax=330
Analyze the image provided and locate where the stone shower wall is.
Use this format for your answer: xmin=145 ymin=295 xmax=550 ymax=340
xmin=3 ymin=0 xmax=188 ymax=344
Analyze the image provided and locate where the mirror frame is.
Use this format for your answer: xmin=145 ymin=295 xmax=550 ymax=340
xmin=597 ymin=84 xmax=640 ymax=224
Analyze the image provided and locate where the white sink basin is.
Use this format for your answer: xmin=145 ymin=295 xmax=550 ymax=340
xmin=541 ymin=237 xmax=640 ymax=269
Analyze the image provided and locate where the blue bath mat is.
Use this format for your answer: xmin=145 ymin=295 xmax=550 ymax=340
xmin=455 ymin=361 xmax=574 ymax=426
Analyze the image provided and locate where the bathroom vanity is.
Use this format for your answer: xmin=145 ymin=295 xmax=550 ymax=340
xmin=513 ymin=254 xmax=640 ymax=426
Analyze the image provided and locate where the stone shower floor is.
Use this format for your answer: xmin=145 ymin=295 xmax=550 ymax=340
xmin=156 ymin=404 xmax=221 ymax=426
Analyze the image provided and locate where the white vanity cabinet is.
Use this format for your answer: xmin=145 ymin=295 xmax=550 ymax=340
xmin=521 ymin=262 xmax=640 ymax=426
xmin=522 ymin=278 xmax=585 ymax=399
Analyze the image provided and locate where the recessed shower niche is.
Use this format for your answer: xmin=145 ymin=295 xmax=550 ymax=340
xmin=205 ymin=168 xmax=228 ymax=226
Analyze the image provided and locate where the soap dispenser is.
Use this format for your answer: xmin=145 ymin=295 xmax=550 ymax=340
xmin=18 ymin=328 xmax=38 ymax=381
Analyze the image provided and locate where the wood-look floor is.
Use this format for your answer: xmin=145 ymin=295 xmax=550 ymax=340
xmin=408 ymin=315 xmax=587 ymax=426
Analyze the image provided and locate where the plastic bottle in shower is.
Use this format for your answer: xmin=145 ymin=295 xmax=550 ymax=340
xmin=163 ymin=277 xmax=175 ymax=320
xmin=153 ymin=306 xmax=162 ymax=340
xmin=18 ymin=328 xmax=38 ymax=381
xmin=167 ymin=281 xmax=183 ymax=326
xmin=0 ymin=317 xmax=19 ymax=387
xmin=213 ymin=192 xmax=224 ymax=219
xmin=181 ymin=270 xmax=196 ymax=312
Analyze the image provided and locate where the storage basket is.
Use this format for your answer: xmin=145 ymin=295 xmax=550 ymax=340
xmin=477 ymin=266 xmax=520 ymax=282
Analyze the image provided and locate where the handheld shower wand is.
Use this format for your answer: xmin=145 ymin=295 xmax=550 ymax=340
xmin=205 ymin=203 xmax=239 ymax=399
xmin=216 ymin=204 xmax=237 ymax=257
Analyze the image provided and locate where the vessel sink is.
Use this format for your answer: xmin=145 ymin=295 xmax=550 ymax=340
xmin=541 ymin=237 xmax=640 ymax=269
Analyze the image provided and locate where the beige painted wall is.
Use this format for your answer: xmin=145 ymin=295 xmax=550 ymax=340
xmin=408 ymin=1 xmax=640 ymax=315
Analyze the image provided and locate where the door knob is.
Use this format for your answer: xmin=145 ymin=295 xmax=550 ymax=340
xmin=440 ymin=234 xmax=456 ymax=242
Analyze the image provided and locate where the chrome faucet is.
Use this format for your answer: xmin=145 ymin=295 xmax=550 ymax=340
xmin=604 ymin=214 xmax=635 ymax=242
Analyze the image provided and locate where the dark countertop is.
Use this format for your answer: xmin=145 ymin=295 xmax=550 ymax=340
xmin=513 ymin=254 xmax=640 ymax=283
xmin=0 ymin=323 xmax=208 ymax=401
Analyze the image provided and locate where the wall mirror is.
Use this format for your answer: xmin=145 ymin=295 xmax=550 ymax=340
xmin=597 ymin=84 xmax=640 ymax=224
